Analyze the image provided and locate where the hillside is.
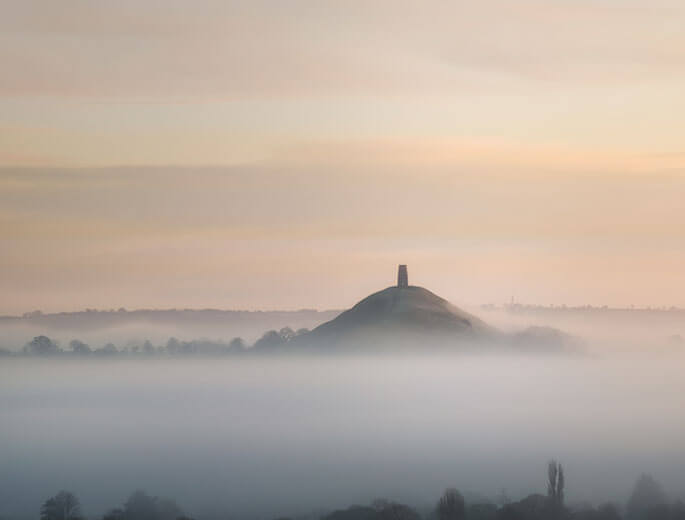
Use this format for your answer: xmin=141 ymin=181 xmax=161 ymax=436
xmin=286 ymin=285 xmax=501 ymax=351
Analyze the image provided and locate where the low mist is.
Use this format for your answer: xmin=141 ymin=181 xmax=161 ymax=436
xmin=2 ymin=350 xmax=685 ymax=519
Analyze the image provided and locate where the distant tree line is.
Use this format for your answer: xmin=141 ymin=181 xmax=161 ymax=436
xmin=39 ymin=490 xmax=193 ymax=520
xmin=37 ymin=464 xmax=685 ymax=520
xmin=481 ymin=303 xmax=685 ymax=314
xmin=11 ymin=327 xmax=310 ymax=357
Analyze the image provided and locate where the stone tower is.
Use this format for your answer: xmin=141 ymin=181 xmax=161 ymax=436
xmin=397 ymin=265 xmax=408 ymax=288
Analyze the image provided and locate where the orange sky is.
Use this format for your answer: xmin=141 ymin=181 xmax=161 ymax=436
xmin=2 ymin=1 xmax=685 ymax=314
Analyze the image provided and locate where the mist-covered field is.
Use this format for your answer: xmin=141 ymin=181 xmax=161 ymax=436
xmin=2 ymin=351 xmax=685 ymax=520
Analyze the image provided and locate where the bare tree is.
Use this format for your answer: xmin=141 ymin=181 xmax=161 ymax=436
xmin=436 ymin=488 xmax=466 ymax=520
xmin=547 ymin=460 xmax=565 ymax=516
xmin=627 ymin=473 xmax=668 ymax=519
xmin=548 ymin=461 xmax=558 ymax=499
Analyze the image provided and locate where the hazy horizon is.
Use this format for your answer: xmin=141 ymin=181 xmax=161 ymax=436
xmin=4 ymin=1 xmax=685 ymax=314
xmin=4 ymin=163 xmax=685 ymax=315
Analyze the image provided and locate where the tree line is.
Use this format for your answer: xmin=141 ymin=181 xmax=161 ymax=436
xmin=10 ymin=327 xmax=309 ymax=357
xmin=37 ymin=463 xmax=685 ymax=520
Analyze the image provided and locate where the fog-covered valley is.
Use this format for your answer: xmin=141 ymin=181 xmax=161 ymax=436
xmin=2 ymin=290 xmax=685 ymax=520
xmin=5 ymin=0 xmax=685 ymax=518
xmin=2 ymin=349 xmax=685 ymax=520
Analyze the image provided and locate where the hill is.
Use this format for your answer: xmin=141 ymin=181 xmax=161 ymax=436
xmin=256 ymin=266 xmax=578 ymax=353
xmin=269 ymin=282 xmax=502 ymax=352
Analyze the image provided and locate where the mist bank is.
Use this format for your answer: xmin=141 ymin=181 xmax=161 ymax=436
xmin=3 ymin=304 xmax=684 ymax=356
xmin=480 ymin=305 xmax=685 ymax=352
xmin=2 ymin=354 xmax=685 ymax=519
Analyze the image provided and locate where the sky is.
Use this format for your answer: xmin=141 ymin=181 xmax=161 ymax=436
xmin=2 ymin=0 xmax=685 ymax=314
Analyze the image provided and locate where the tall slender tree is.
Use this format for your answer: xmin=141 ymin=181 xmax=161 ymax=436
xmin=40 ymin=491 xmax=82 ymax=520
xmin=547 ymin=460 xmax=565 ymax=517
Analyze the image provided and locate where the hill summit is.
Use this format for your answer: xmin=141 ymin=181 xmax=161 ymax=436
xmin=292 ymin=265 xmax=499 ymax=350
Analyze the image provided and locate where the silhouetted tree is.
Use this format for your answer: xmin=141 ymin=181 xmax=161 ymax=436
xmin=69 ymin=340 xmax=91 ymax=355
xmin=40 ymin=491 xmax=82 ymax=520
xmin=24 ymin=335 xmax=59 ymax=356
xmin=254 ymin=330 xmax=286 ymax=349
xmin=547 ymin=460 xmax=565 ymax=515
xmin=120 ymin=490 xmax=184 ymax=520
xmin=166 ymin=337 xmax=181 ymax=355
xmin=548 ymin=461 xmax=563 ymax=504
xmin=228 ymin=337 xmax=246 ymax=351
xmin=279 ymin=327 xmax=295 ymax=340
xmin=627 ymin=474 xmax=667 ymax=519
xmin=436 ymin=488 xmax=466 ymax=520
xmin=143 ymin=340 xmax=155 ymax=355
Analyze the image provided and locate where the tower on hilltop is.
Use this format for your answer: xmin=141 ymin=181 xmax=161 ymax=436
xmin=397 ymin=265 xmax=408 ymax=288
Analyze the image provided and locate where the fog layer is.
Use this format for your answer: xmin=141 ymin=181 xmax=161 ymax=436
xmin=2 ymin=353 xmax=685 ymax=519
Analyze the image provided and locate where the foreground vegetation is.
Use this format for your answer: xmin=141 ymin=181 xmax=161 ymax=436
xmin=37 ymin=463 xmax=685 ymax=520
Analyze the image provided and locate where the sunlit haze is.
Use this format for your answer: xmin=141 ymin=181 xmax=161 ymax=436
xmin=3 ymin=1 xmax=685 ymax=314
